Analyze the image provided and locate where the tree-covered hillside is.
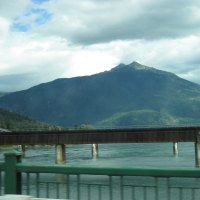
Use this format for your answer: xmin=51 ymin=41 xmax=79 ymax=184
xmin=0 ymin=108 xmax=60 ymax=131
xmin=96 ymin=109 xmax=200 ymax=128
xmin=1 ymin=62 xmax=200 ymax=127
xmin=0 ymin=92 xmax=7 ymax=97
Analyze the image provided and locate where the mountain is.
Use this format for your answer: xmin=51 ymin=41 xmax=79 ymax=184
xmin=1 ymin=61 xmax=200 ymax=127
xmin=0 ymin=92 xmax=8 ymax=97
xmin=0 ymin=108 xmax=60 ymax=131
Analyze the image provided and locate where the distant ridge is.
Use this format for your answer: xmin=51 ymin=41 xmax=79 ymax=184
xmin=0 ymin=127 xmax=10 ymax=132
xmin=0 ymin=108 xmax=60 ymax=131
xmin=1 ymin=61 xmax=200 ymax=127
xmin=0 ymin=92 xmax=8 ymax=97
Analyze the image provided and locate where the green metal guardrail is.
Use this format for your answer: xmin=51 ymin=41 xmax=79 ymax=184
xmin=1 ymin=152 xmax=200 ymax=199
xmin=0 ymin=163 xmax=5 ymax=170
xmin=0 ymin=162 xmax=4 ymax=196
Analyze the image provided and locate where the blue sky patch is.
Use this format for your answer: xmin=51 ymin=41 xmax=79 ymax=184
xmin=29 ymin=8 xmax=52 ymax=25
xmin=11 ymin=22 xmax=31 ymax=32
xmin=32 ymin=0 xmax=50 ymax=4
xmin=10 ymin=8 xmax=52 ymax=32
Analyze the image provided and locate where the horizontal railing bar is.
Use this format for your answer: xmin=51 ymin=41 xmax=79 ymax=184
xmin=168 ymin=186 xmax=200 ymax=189
xmin=36 ymin=180 xmax=109 ymax=187
xmin=124 ymin=185 xmax=156 ymax=188
xmin=80 ymin=183 xmax=109 ymax=187
xmin=33 ymin=182 xmax=198 ymax=189
xmin=8 ymin=126 xmax=200 ymax=134
xmin=125 ymin=185 xmax=200 ymax=189
xmin=16 ymin=163 xmax=200 ymax=178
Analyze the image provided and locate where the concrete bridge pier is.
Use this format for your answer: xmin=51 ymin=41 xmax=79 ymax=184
xmin=173 ymin=142 xmax=178 ymax=156
xmin=55 ymin=144 xmax=66 ymax=164
xmin=195 ymin=132 xmax=200 ymax=168
xmin=92 ymin=144 xmax=99 ymax=159
xmin=18 ymin=145 xmax=26 ymax=157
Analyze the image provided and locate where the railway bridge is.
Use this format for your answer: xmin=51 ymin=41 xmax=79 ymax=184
xmin=0 ymin=126 xmax=200 ymax=166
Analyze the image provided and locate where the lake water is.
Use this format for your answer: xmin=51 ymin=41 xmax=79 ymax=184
xmin=0 ymin=142 xmax=198 ymax=200
xmin=0 ymin=142 xmax=195 ymax=168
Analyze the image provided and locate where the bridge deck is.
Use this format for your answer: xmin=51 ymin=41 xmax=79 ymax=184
xmin=0 ymin=127 xmax=199 ymax=145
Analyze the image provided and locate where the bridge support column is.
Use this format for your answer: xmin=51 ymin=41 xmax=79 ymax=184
xmin=55 ymin=144 xmax=66 ymax=164
xmin=195 ymin=132 xmax=200 ymax=167
xmin=92 ymin=144 xmax=99 ymax=159
xmin=18 ymin=145 xmax=26 ymax=157
xmin=173 ymin=142 xmax=178 ymax=156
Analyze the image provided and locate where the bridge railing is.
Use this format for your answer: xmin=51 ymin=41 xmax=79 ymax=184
xmin=0 ymin=163 xmax=4 ymax=196
xmin=1 ymin=152 xmax=200 ymax=199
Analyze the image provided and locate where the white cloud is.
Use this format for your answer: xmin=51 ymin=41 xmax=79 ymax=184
xmin=0 ymin=17 xmax=10 ymax=38
xmin=66 ymin=48 xmax=119 ymax=77
xmin=0 ymin=0 xmax=29 ymax=18
xmin=34 ymin=0 xmax=200 ymax=44
xmin=1 ymin=0 xmax=200 ymax=92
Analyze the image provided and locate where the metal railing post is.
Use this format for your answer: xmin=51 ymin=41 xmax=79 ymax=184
xmin=4 ymin=151 xmax=22 ymax=194
xmin=195 ymin=132 xmax=200 ymax=167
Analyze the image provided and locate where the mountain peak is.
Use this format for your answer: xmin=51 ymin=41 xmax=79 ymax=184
xmin=128 ymin=61 xmax=152 ymax=71
xmin=112 ymin=61 xmax=152 ymax=72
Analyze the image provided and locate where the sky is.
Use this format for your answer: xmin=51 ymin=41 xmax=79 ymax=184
xmin=1 ymin=0 xmax=200 ymax=92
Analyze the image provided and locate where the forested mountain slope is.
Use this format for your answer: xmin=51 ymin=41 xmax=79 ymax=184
xmin=1 ymin=62 xmax=200 ymax=127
